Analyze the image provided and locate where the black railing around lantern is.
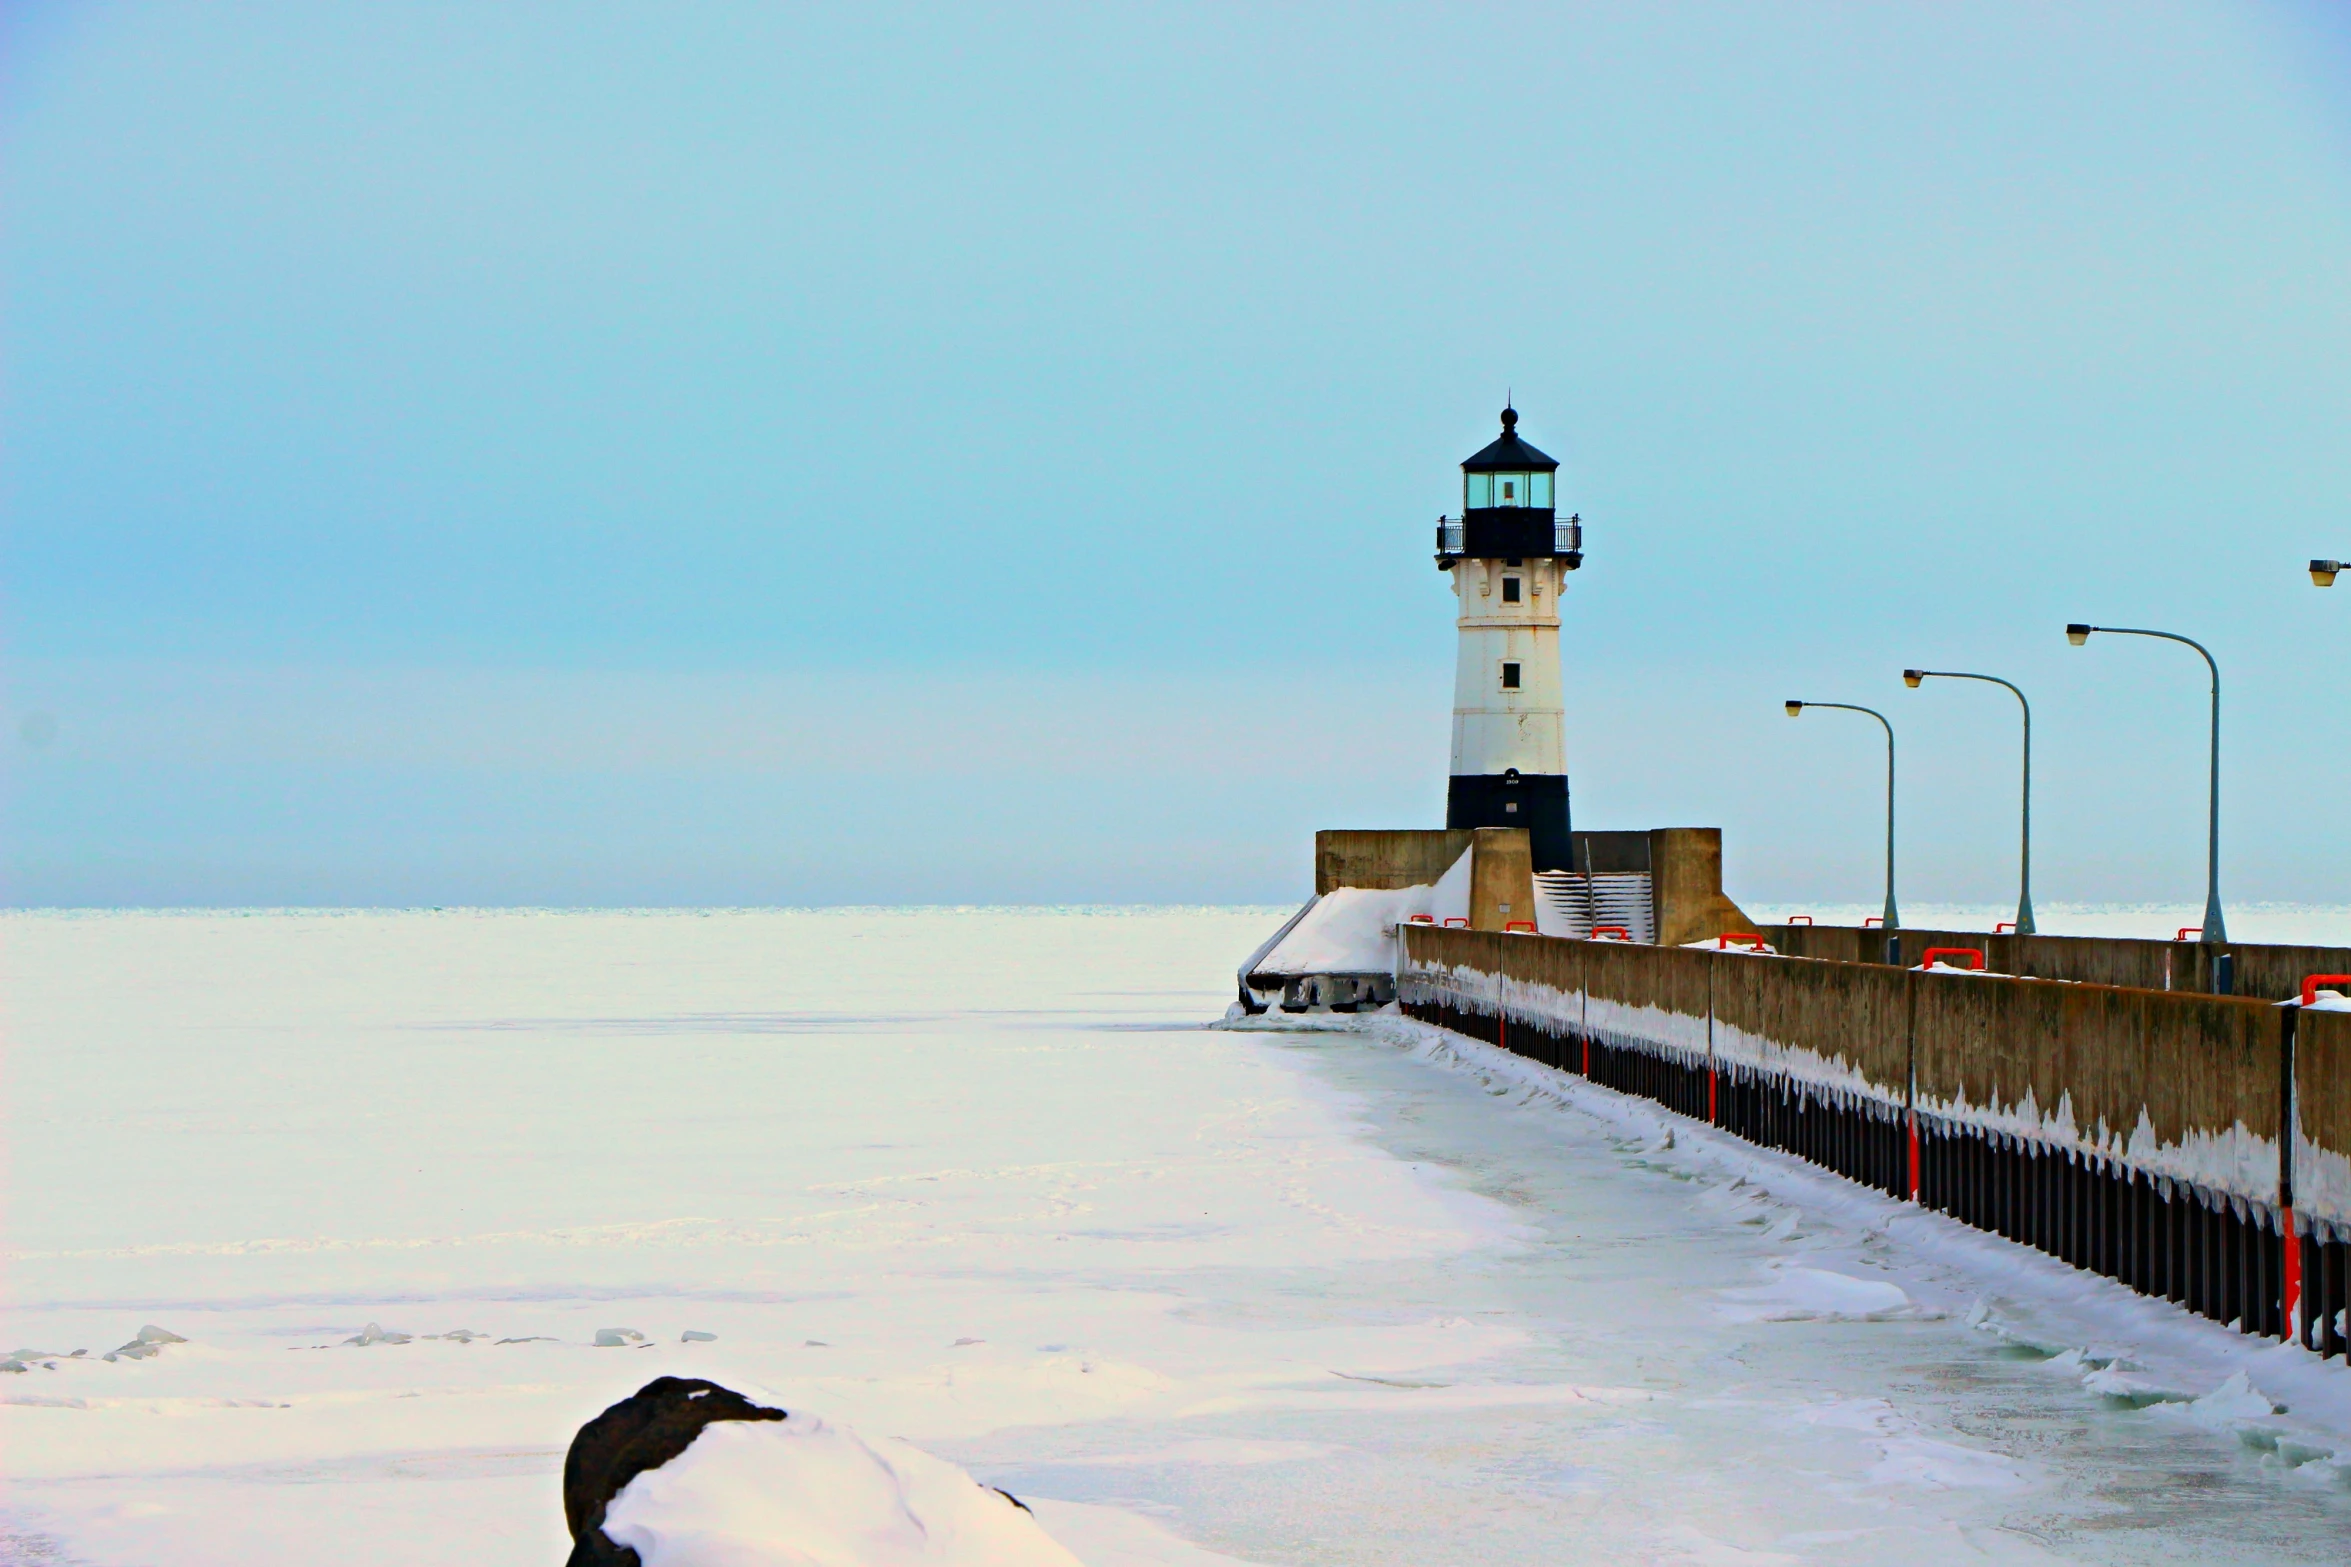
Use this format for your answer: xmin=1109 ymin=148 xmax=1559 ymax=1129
xmin=1436 ymin=513 xmax=1582 ymax=565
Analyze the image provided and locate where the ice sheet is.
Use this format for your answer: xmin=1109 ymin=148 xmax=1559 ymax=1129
xmin=6 ymin=910 xmax=2351 ymax=1565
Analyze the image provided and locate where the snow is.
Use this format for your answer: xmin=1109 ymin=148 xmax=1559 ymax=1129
xmin=7 ymin=908 xmax=2351 ymax=1565
xmin=1252 ymin=848 xmax=1469 ymax=974
xmin=601 ymin=1406 xmax=1083 ymax=1567
xmin=1714 ymin=1263 xmax=1928 ymax=1323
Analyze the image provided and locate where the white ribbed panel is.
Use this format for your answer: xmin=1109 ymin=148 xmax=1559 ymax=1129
xmin=1533 ymin=871 xmax=1654 ymax=943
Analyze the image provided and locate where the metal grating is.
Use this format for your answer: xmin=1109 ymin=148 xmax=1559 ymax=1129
xmin=1534 ymin=870 xmax=1654 ymax=942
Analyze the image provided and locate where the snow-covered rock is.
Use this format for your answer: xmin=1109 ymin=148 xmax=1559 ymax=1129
xmin=566 ymin=1376 xmax=1083 ymax=1567
xmin=104 ymin=1324 xmax=187 ymax=1360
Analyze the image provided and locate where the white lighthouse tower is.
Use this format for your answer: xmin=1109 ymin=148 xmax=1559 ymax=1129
xmin=1435 ymin=405 xmax=1581 ymax=870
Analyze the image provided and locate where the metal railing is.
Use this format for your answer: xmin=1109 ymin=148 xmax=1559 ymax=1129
xmin=1434 ymin=516 xmax=1582 ymax=558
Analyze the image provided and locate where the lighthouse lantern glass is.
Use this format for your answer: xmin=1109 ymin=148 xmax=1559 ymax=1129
xmin=1470 ymin=471 xmax=1551 ymax=510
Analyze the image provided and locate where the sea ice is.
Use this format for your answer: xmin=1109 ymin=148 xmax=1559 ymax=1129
xmin=7 ymin=909 xmax=2351 ymax=1566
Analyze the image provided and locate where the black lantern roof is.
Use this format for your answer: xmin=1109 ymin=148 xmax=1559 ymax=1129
xmin=1460 ymin=405 xmax=1558 ymax=473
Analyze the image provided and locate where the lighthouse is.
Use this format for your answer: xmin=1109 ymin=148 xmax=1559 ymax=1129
xmin=1435 ymin=405 xmax=1581 ymax=871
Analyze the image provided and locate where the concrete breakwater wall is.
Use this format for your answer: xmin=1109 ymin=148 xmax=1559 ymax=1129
xmin=1761 ymin=922 xmax=2351 ymax=1004
xmin=1399 ymin=926 xmax=2351 ymax=1359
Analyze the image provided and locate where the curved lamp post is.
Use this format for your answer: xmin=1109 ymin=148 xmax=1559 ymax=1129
xmin=1901 ymin=669 xmax=2034 ymax=937
xmin=1784 ymin=700 xmax=1898 ymax=931
xmin=2066 ymin=623 xmax=2224 ymax=943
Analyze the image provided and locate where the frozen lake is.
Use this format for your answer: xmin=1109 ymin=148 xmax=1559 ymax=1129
xmin=4 ymin=909 xmax=2350 ymax=1565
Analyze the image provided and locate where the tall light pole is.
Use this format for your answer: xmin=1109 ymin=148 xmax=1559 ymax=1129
xmin=1785 ymin=700 xmax=1899 ymax=931
xmin=2066 ymin=623 xmax=2224 ymax=943
xmin=1901 ymin=668 xmax=2034 ymax=937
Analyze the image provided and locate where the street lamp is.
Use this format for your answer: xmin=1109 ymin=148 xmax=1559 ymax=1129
xmin=2312 ymin=560 xmax=2344 ymax=587
xmin=2065 ymin=623 xmax=2225 ymax=943
xmin=1900 ymin=668 xmax=2035 ymax=937
xmin=1785 ymin=700 xmax=1899 ymax=932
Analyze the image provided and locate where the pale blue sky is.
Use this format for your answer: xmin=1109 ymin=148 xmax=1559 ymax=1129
xmin=6 ymin=2 xmax=2351 ymax=908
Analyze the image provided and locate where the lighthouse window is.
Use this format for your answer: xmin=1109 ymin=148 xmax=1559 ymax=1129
xmin=1502 ymin=577 xmax=1522 ymax=602
xmin=1501 ymin=662 xmax=1522 ymax=690
xmin=1531 ymin=472 xmax=1554 ymax=507
xmin=1465 ymin=474 xmax=1493 ymax=508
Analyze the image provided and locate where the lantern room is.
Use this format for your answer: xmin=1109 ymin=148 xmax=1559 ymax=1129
xmin=1437 ymin=405 xmax=1581 ymax=566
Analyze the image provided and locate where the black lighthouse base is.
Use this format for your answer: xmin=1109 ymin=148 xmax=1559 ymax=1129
xmin=1446 ymin=773 xmax=1571 ymax=871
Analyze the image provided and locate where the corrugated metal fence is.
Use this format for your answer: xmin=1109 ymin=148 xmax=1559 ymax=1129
xmin=1399 ymin=926 xmax=2351 ymax=1358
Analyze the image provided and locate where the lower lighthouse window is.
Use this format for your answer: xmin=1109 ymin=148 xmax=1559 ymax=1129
xmin=1501 ymin=662 xmax=1521 ymax=690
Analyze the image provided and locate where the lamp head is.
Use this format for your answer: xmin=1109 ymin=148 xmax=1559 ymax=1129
xmin=2312 ymin=560 xmax=2341 ymax=588
xmin=2065 ymin=623 xmax=2092 ymax=647
xmin=1785 ymin=700 xmax=1803 ymax=717
xmin=1901 ymin=669 xmax=1924 ymax=689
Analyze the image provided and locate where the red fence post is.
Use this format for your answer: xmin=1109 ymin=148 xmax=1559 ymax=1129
xmin=1908 ymin=1109 xmax=1920 ymax=1201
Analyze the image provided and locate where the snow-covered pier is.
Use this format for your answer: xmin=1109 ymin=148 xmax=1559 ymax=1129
xmin=1400 ymin=925 xmax=2351 ymax=1357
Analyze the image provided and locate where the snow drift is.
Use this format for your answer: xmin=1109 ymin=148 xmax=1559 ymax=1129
xmin=1252 ymin=848 xmax=1473 ymax=977
xmin=568 ymin=1376 xmax=1083 ymax=1567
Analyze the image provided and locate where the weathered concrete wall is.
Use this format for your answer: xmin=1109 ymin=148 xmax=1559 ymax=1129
xmin=1759 ymin=923 xmax=2351 ymax=1005
xmin=1650 ymin=828 xmax=1759 ymax=948
xmin=2237 ymin=944 xmax=2351 ymax=1007
xmin=1467 ymin=827 xmax=1534 ymax=931
xmin=2297 ymin=1009 xmax=2351 ymax=1228
xmin=1766 ymin=925 xmax=1884 ymax=965
xmin=1314 ymin=829 xmax=1475 ymax=895
xmin=1571 ymin=830 xmax=1652 ymax=873
xmin=1711 ymin=950 xmax=1910 ymax=1106
xmin=1403 ymin=925 xmax=2285 ymax=1201
xmin=1908 ymin=975 xmax=2281 ymax=1202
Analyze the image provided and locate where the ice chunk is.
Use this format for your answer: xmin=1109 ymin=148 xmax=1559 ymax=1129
xmin=105 ymin=1324 xmax=191 ymax=1360
xmin=342 ymin=1322 xmax=412 ymax=1346
xmin=681 ymin=1330 xmax=718 ymax=1343
xmin=1868 ymin=1434 xmax=2030 ymax=1491
xmin=2180 ymin=1369 xmax=2279 ymax=1425
xmin=1717 ymin=1266 xmax=1923 ymax=1322
xmin=595 ymin=1328 xmax=648 ymax=1347
xmin=2082 ymin=1364 xmax=2189 ymax=1408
